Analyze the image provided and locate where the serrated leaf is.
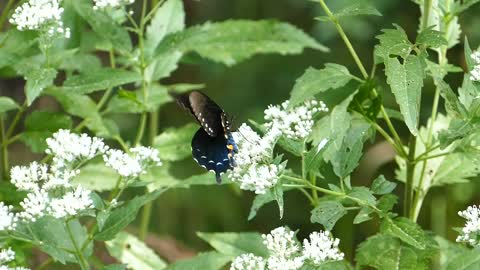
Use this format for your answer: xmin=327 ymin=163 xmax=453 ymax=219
xmin=385 ymin=55 xmax=425 ymax=135
xmin=197 ymin=232 xmax=268 ymax=257
xmin=311 ymin=200 xmax=347 ymax=230
xmin=62 ymin=68 xmax=141 ymax=94
xmin=377 ymin=194 xmax=398 ymax=213
xmin=156 ymin=20 xmax=328 ymax=66
xmin=356 ymin=234 xmax=430 ymax=270
xmin=145 ymin=0 xmax=185 ymax=56
xmin=416 ymin=28 xmax=448 ymax=48
xmin=25 ymin=68 xmax=57 ymax=106
xmin=153 ymin=123 xmax=198 ymax=161
xmin=94 ymin=189 xmax=166 ymax=241
xmin=106 ymin=84 xmax=172 ymax=114
xmin=375 ymin=25 xmax=412 ymax=60
xmin=71 ymin=0 xmax=132 ymax=52
xmin=347 ymin=187 xmax=376 ymax=206
xmin=371 ymin=175 xmax=397 ymax=195
xmin=106 ymin=232 xmax=167 ymax=270
xmin=0 ymin=97 xmax=19 ymax=114
xmin=335 ymin=3 xmax=381 ymax=18
xmin=164 ymin=251 xmax=232 ymax=270
xmin=353 ymin=207 xmax=373 ymax=224
xmin=144 ymin=51 xmax=182 ymax=82
xmin=248 ymin=192 xmax=276 ymax=221
xmin=381 ymin=217 xmax=427 ymax=250
xmin=72 ymin=163 xmax=119 ymax=191
xmin=289 ymin=64 xmax=353 ymax=108
xmin=304 ymin=138 xmax=329 ymax=174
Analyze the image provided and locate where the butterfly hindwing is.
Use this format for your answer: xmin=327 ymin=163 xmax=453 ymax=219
xmin=191 ymin=128 xmax=231 ymax=183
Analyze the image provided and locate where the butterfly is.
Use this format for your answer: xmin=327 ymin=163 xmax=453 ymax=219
xmin=171 ymin=90 xmax=238 ymax=183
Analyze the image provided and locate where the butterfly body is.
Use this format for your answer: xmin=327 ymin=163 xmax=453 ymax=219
xmin=172 ymin=90 xmax=238 ymax=183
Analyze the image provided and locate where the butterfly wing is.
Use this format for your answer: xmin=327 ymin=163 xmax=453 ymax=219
xmin=191 ymin=128 xmax=231 ymax=183
xmin=172 ymin=90 xmax=223 ymax=137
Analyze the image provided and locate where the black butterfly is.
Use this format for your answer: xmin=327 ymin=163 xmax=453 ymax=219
xmin=171 ymin=90 xmax=238 ymax=183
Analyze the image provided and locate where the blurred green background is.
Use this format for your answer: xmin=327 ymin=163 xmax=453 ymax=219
xmin=2 ymin=0 xmax=480 ymax=265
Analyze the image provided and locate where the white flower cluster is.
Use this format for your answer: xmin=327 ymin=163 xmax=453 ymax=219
xmin=93 ymin=0 xmax=135 ymax=10
xmin=0 ymin=247 xmax=30 ymax=270
xmin=9 ymin=0 xmax=70 ymax=38
xmin=0 ymin=203 xmax=16 ymax=231
xmin=456 ymin=205 xmax=480 ymax=247
xmin=103 ymin=146 xmax=162 ymax=178
xmin=471 ymin=51 xmax=480 ymax=82
xmin=231 ymin=227 xmax=344 ymax=270
xmin=229 ymin=124 xmax=283 ymax=194
xmin=264 ymin=100 xmax=328 ymax=140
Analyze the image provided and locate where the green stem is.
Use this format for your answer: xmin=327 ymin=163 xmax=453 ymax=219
xmin=5 ymin=102 xmax=26 ymax=139
xmin=0 ymin=0 xmax=15 ymax=31
xmin=309 ymin=173 xmax=319 ymax=203
xmin=0 ymin=116 xmax=8 ymax=180
xmin=414 ymin=151 xmax=450 ymax=162
xmin=96 ymin=49 xmax=117 ymax=110
xmin=421 ymin=0 xmax=433 ymax=30
xmin=404 ymin=136 xmax=416 ymax=218
xmin=66 ymin=220 xmax=90 ymax=270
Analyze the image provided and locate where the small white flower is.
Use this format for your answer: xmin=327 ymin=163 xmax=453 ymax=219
xmin=0 ymin=248 xmax=15 ymax=264
xmin=302 ymin=231 xmax=344 ymax=265
xmin=104 ymin=146 xmax=162 ymax=178
xmin=470 ymin=51 xmax=480 ymax=82
xmin=456 ymin=205 xmax=480 ymax=247
xmin=264 ymin=100 xmax=328 ymax=140
xmin=266 ymin=256 xmax=304 ymax=270
xmin=10 ymin=162 xmax=48 ymax=191
xmin=50 ymin=186 xmax=93 ymax=218
xmin=0 ymin=203 xmax=17 ymax=231
xmin=9 ymin=0 xmax=70 ymax=38
xmin=18 ymin=189 xmax=51 ymax=222
xmin=231 ymin=163 xmax=283 ymax=194
xmin=46 ymin=129 xmax=108 ymax=169
xmin=230 ymin=253 xmax=266 ymax=270
xmin=263 ymin=227 xmax=300 ymax=259
xmin=93 ymin=0 xmax=135 ymax=10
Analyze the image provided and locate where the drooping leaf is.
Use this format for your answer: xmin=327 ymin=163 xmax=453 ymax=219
xmin=61 ymin=68 xmax=141 ymax=94
xmin=145 ymin=0 xmax=185 ymax=56
xmin=371 ymin=175 xmax=397 ymax=195
xmin=353 ymin=207 xmax=373 ymax=224
xmin=155 ymin=20 xmax=328 ymax=66
xmin=25 ymin=68 xmax=57 ymax=106
xmin=0 ymin=97 xmax=19 ymax=114
xmin=311 ymin=200 xmax=347 ymax=231
xmin=381 ymin=217 xmax=427 ymax=250
xmin=197 ymin=232 xmax=268 ymax=257
xmin=106 ymin=232 xmax=167 ymax=270
xmin=153 ymin=123 xmax=198 ymax=161
xmin=289 ymin=64 xmax=353 ymax=108
xmin=384 ymin=55 xmax=425 ymax=135
xmin=248 ymin=191 xmax=276 ymax=221
xmin=164 ymin=251 xmax=232 ymax=270
xmin=94 ymin=189 xmax=166 ymax=241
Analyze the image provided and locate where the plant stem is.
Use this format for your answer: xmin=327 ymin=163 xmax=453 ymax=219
xmin=421 ymin=0 xmax=433 ymax=30
xmin=66 ymin=220 xmax=90 ymax=270
xmin=404 ymin=136 xmax=416 ymax=218
xmin=5 ymin=102 xmax=26 ymax=139
xmin=0 ymin=0 xmax=15 ymax=31
xmin=0 ymin=116 xmax=8 ymax=180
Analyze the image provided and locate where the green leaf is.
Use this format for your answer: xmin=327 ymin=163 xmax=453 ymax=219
xmin=71 ymin=0 xmax=132 ymax=52
xmin=14 ymin=217 xmax=92 ymax=264
xmin=248 ymin=191 xmax=276 ymax=221
xmin=371 ymin=175 xmax=397 ymax=195
xmin=25 ymin=68 xmax=57 ymax=106
xmin=375 ymin=25 xmax=412 ymax=60
xmin=20 ymin=111 xmax=72 ymax=152
xmin=94 ymin=189 xmax=166 ymax=241
xmin=164 ymin=251 xmax=232 ymax=270
xmin=335 ymin=3 xmax=382 ymax=18
xmin=144 ymin=52 xmax=182 ymax=82
xmin=62 ymin=68 xmax=141 ymax=94
xmin=303 ymin=261 xmax=353 ymax=270
xmin=153 ymin=123 xmax=198 ymax=161
xmin=381 ymin=217 xmax=427 ymax=250
xmin=377 ymin=194 xmax=398 ymax=213
xmin=156 ymin=20 xmax=328 ymax=66
xmin=106 ymin=232 xmax=167 ymax=270
xmin=0 ymin=97 xmax=19 ymax=114
xmin=288 ymin=64 xmax=353 ymax=108
xmin=353 ymin=207 xmax=373 ymax=224
xmin=356 ymin=235 xmax=430 ymax=270
xmin=304 ymin=138 xmax=329 ymax=175
xmin=465 ymin=37 xmax=475 ymax=71
xmin=72 ymin=163 xmax=119 ymax=191
xmin=416 ymin=28 xmax=448 ymax=48
xmin=107 ymin=85 xmax=173 ymax=114
xmin=197 ymin=232 xmax=268 ymax=257
xmin=447 ymin=248 xmax=480 ymax=270
xmin=102 ymin=265 xmax=126 ymax=270
xmin=145 ymin=0 xmax=185 ymax=56
xmin=385 ymin=55 xmax=425 ymax=135
xmin=273 ymin=183 xmax=284 ymax=219
xmin=46 ymin=88 xmax=108 ymax=135
xmin=347 ymin=187 xmax=376 ymax=206
xmin=311 ymin=200 xmax=347 ymax=231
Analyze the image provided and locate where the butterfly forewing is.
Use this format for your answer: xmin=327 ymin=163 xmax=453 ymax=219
xmin=188 ymin=91 xmax=223 ymax=137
